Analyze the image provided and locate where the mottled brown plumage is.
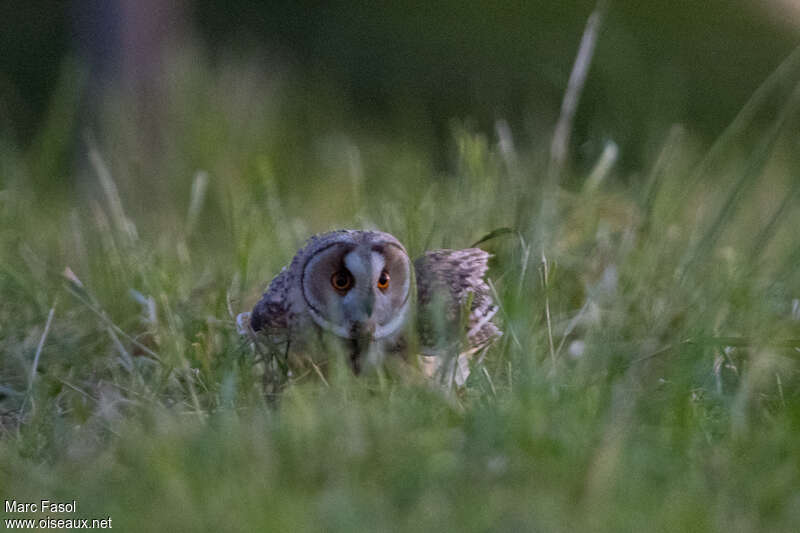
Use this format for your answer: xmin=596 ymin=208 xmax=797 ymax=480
xmin=414 ymin=248 xmax=500 ymax=351
xmin=240 ymin=230 xmax=501 ymax=382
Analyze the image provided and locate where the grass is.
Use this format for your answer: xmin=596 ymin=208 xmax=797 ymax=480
xmin=1 ymin=44 xmax=800 ymax=532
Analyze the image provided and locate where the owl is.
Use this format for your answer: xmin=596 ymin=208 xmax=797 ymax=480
xmin=239 ymin=230 xmax=501 ymax=384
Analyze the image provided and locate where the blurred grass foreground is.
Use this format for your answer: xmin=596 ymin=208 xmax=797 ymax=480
xmin=2 ymin=3 xmax=800 ymax=532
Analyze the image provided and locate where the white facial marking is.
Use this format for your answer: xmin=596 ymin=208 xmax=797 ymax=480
xmin=373 ymin=302 xmax=409 ymax=339
xmin=370 ymin=251 xmax=386 ymax=281
xmin=344 ymin=250 xmax=369 ymax=282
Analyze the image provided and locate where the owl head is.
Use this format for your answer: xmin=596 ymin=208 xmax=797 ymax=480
xmin=299 ymin=230 xmax=412 ymax=341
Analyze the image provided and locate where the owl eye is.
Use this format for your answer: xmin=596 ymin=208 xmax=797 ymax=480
xmin=331 ymin=270 xmax=352 ymax=291
xmin=377 ymin=270 xmax=390 ymax=291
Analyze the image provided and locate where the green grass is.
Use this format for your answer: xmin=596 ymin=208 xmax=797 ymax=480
xmin=1 ymin=48 xmax=800 ymax=532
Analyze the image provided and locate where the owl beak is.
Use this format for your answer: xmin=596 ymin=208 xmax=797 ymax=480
xmin=352 ymin=317 xmax=376 ymax=339
xmin=347 ymin=288 xmax=375 ymax=329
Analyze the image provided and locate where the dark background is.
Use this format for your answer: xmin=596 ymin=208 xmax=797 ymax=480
xmin=2 ymin=0 xmax=798 ymax=172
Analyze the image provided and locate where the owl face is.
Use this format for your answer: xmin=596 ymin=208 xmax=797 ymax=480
xmin=300 ymin=232 xmax=411 ymax=341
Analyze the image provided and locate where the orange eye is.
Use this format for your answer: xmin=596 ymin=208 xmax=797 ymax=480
xmin=377 ymin=270 xmax=390 ymax=291
xmin=331 ymin=271 xmax=352 ymax=291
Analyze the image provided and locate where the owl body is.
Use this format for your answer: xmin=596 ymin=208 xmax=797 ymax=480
xmin=246 ymin=230 xmax=501 ymax=379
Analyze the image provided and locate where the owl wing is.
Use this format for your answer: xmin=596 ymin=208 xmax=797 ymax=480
xmin=414 ymin=248 xmax=502 ymax=354
xmin=250 ymin=266 xmax=293 ymax=336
